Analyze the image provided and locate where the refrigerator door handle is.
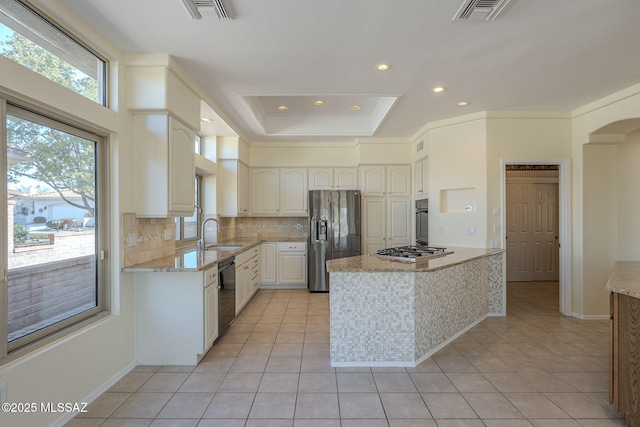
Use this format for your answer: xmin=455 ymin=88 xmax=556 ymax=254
xmin=310 ymin=216 xmax=317 ymax=242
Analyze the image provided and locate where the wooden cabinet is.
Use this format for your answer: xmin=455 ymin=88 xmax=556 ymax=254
xmin=133 ymin=114 xmax=195 ymax=217
xmin=135 ymin=266 xmax=218 ymax=365
xmin=362 ymin=197 xmax=411 ymax=254
xmin=217 ymin=160 xmax=249 ymax=216
xmin=309 ymin=167 xmax=358 ymax=190
xmin=610 ymin=291 xmax=640 ymax=426
xmin=360 ymin=165 xmax=411 ymax=197
xmin=236 ymin=245 xmax=261 ymax=314
xmin=251 ymin=168 xmax=308 ymax=216
xmin=414 ymin=157 xmax=429 ymax=198
xmin=260 ymin=242 xmax=307 ymax=288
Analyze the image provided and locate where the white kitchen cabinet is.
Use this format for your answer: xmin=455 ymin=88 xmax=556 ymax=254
xmin=277 ymin=242 xmax=307 ymax=285
xmin=133 ymin=114 xmax=195 ymax=217
xmin=414 ymin=157 xmax=429 ymax=198
xmin=261 ymin=243 xmax=278 ymax=284
xmin=135 ymin=265 xmax=218 ymax=365
xmin=217 ymin=160 xmax=249 ymax=216
xmin=235 ymin=245 xmax=261 ymax=313
xmin=362 ymin=197 xmax=411 ymax=254
xmin=280 ymin=168 xmax=308 ymax=215
xmin=204 ymin=266 xmax=219 ymax=350
xmin=251 ymin=168 xmax=308 ymax=216
xmin=359 ymin=165 xmax=411 ymax=197
xmin=260 ymin=242 xmax=307 ymax=288
xmin=309 ymin=167 xmax=358 ymax=190
xmin=251 ymin=168 xmax=280 ymax=215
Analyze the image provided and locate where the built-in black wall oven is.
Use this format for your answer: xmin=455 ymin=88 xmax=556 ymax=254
xmin=416 ymin=199 xmax=428 ymax=245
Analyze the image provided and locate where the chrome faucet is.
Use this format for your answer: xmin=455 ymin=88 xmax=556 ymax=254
xmin=197 ymin=217 xmax=222 ymax=250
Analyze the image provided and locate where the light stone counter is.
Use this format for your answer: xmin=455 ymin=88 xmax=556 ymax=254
xmin=122 ymin=237 xmax=306 ymax=272
xmin=606 ymin=261 xmax=640 ymax=299
xmin=327 ymin=248 xmax=505 ymax=367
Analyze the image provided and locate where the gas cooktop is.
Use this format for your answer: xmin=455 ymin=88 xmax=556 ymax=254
xmin=373 ymin=245 xmax=453 ymax=262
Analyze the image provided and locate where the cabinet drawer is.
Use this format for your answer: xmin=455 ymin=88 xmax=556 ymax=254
xmin=278 ymin=242 xmax=306 ymax=252
xmin=204 ymin=266 xmax=218 ymax=287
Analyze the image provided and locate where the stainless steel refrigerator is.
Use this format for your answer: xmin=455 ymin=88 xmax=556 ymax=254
xmin=308 ymin=190 xmax=361 ymax=292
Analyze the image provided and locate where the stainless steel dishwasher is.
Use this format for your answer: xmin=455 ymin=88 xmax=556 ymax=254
xmin=217 ymin=257 xmax=236 ymax=335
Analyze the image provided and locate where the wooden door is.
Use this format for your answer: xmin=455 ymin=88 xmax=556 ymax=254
xmin=506 ymin=181 xmax=559 ymax=281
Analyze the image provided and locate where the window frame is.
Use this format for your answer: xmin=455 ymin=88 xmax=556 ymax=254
xmin=175 ymin=174 xmax=202 ymax=247
xmin=1 ymin=96 xmax=110 ymax=361
xmin=0 ymin=0 xmax=109 ymax=106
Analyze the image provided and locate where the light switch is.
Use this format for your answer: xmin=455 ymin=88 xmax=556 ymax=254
xmin=127 ymin=233 xmax=137 ymax=247
xmin=438 ymin=225 xmax=444 ymax=234
xmin=164 ymin=229 xmax=172 ymax=240
xmin=493 ymin=223 xmax=500 ymax=233
xmin=466 ymin=226 xmax=476 ymax=235
xmin=493 ymin=207 xmax=500 ymax=216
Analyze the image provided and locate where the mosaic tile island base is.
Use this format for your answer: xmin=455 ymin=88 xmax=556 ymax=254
xmin=326 ymin=247 xmax=505 ymax=367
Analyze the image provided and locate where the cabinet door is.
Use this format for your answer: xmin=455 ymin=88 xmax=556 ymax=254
xmin=387 ymin=198 xmax=411 ymax=247
xmin=278 ymin=251 xmax=307 ymax=284
xmin=309 ymin=168 xmax=333 ymax=190
xmin=251 ymin=168 xmax=280 ymax=215
xmin=280 ymin=168 xmax=308 ymax=215
xmin=261 ymin=243 xmax=278 ymax=283
xmin=168 ymin=117 xmax=196 ymax=215
xmin=204 ymin=281 xmax=218 ymax=350
xmin=362 ymin=198 xmax=386 ymax=253
xmin=421 ymin=158 xmax=429 ymax=197
xmin=238 ymin=162 xmax=250 ymax=214
xmin=414 ymin=159 xmax=424 ymax=196
xmin=360 ymin=165 xmax=386 ymax=196
xmin=334 ymin=168 xmax=358 ymax=189
xmin=387 ymin=165 xmax=411 ymax=197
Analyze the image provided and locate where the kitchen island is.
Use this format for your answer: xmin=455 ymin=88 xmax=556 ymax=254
xmin=326 ymin=247 xmax=505 ymax=367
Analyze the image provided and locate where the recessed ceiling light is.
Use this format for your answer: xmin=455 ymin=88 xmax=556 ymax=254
xmin=351 ymin=105 xmax=362 ymax=111
xmin=376 ymin=64 xmax=390 ymax=71
xmin=433 ymin=86 xmax=445 ymax=93
xmin=314 ymin=100 xmax=325 ymax=106
xmin=458 ymin=101 xmax=468 ymax=106
xmin=277 ymin=105 xmax=288 ymax=111
xmin=200 ymin=117 xmax=213 ymax=123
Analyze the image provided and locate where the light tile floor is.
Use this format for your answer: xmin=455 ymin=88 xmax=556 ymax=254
xmin=66 ymin=282 xmax=626 ymax=426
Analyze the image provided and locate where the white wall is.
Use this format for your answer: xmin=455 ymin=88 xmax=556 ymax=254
xmin=617 ymin=133 xmax=640 ymax=259
xmin=250 ymin=141 xmax=359 ymax=167
xmin=0 ymin=2 xmax=136 ymax=425
xmin=418 ymin=114 xmax=488 ymax=247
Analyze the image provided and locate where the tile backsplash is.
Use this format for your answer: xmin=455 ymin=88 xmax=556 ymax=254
xmin=121 ymin=213 xmax=176 ymax=268
xmin=122 ymin=214 xmax=308 ymax=268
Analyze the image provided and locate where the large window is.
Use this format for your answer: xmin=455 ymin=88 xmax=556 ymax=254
xmin=0 ymin=0 xmax=107 ymax=105
xmin=2 ymin=101 xmax=108 ymax=357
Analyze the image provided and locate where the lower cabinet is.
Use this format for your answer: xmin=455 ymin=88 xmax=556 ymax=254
xmin=236 ymin=245 xmax=261 ymax=314
xmin=610 ymin=291 xmax=640 ymax=426
xmin=135 ymin=265 xmax=218 ymax=365
xmin=261 ymin=242 xmax=307 ymax=289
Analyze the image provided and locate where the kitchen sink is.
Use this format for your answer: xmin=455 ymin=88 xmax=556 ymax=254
xmin=206 ymin=244 xmax=243 ymax=251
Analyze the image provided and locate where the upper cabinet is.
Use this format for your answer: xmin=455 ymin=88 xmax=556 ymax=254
xmin=133 ymin=114 xmax=195 ymax=217
xmin=414 ymin=157 xmax=429 ymax=198
xmin=217 ymin=160 xmax=249 ymax=216
xmin=359 ymin=165 xmax=411 ymax=197
xmin=251 ymin=168 xmax=308 ymax=216
xmin=308 ymin=167 xmax=358 ymax=190
xmin=127 ymin=55 xmax=200 ymax=218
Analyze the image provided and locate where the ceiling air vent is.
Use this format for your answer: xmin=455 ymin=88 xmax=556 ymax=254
xmin=453 ymin=0 xmax=511 ymax=21
xmin=180 ymin=0 xmax=234 ymax=20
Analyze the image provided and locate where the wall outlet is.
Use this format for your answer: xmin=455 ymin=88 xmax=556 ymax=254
xmin=493 ymin=206 xmax=500 ymax=216
xmin=438 ymin=225 xmax=444 ymax=234
xmin=466 ymin=226 xmax=476 ymax=235
xmin=0 ymin=383 xmax=6 ymax=404
xmin=491 ymin=239 xmax=500 ymax=248
xmin=164 ymin=229 xmax=172 ymax=241
xmin=493 ymin=223 xmax=501 ymax=233
xmin=127 ymin=234 xmax=137 ymax=247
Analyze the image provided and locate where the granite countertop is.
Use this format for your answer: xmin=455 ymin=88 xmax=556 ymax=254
xmin=122 ymin=237 xmax=306 ymax=272
xmin=606 ymin=261 xmax=640 ymax=299
xmin=326 ymin=247 xmax=505 ymax=273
